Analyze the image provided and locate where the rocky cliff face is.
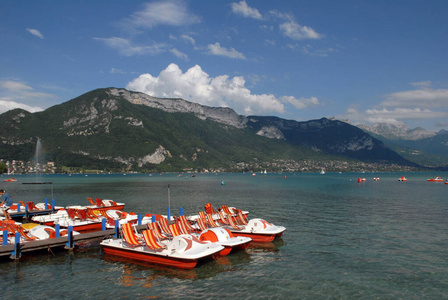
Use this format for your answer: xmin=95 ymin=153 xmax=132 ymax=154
xmin=108 ymin=88 xmax=247 ymax=128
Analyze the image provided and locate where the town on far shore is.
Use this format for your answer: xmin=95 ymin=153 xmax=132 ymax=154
xmin=0 ymin=157 xmax=422 ymax=175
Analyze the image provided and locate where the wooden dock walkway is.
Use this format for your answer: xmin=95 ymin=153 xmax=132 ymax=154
xmin=0 ymin=223 xmax=147 ymax=260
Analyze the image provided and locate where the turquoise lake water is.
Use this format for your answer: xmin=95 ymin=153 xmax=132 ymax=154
xmin=0 ymin=172 xmax=447 ymax=299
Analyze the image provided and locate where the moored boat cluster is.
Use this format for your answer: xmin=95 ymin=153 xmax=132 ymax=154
xmin=1 ymin=199 xmax=285 ymax=269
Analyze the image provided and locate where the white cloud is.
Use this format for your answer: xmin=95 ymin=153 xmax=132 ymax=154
xmin=180 ymin=34 xmax=195 ymax=45
xmin=280 ymin=21 xmax=321 ymax=40
xmin=170 ymin=48 xmax=189 ymax=60
xmin=1 ymin=81 xmax=33 ymax=92
xmin=342 ymin=82 xmax=448 ymax=128
xmin=0 ymin=99 xmax=43 ymax=114
xmin=0 ymin=80 xmax=54 ymax=100
xmin=93 ymin=37 xmax=166 ymax=56
xmin=283 ymin=96 xmax=320 ymax=109
xmin=269 ymin=10 xmax=294 ymax=21
xmin=411 ymin=81 xmax=432 ymax=88
xmin=26 ymin=28 xmax=44 ymax=39
xmin=0 ymin=80 xmax=51 ymax=113
xmin=110 ymin=68 xmax=127 ymax=74
xmin=126 ymin=63 xmax=286 ymax=115
xmin=382 ymin=88 xmax=448 ymax=108
xmin=231 ymin=1 xmax=263 ymax=20
xmin=128 ymin=0 xmax=200 ymax=28
xmin=342 ymin=106 xmax=448 ymax=126
xmin=366 ymin=107 xmax=446 ymax=120
xmin=207 ymin=42 xmax=246 ymax=59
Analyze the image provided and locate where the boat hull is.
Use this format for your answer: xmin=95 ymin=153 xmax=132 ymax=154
xmin=229 ymin=231 xmax=277 ymax=243
xmin=228 ymin=218 xmax=286 ymax=243
xmin=59 ymin=222 xmax=103 ymax=233
xmin=102 ymin=245 xmax=199 ymax=269
xmin=199 ymin=227 xmax=252 ymax=255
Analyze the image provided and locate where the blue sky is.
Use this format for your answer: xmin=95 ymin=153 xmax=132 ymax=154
xmin=1 ymin=0 xmax=448 ymax=131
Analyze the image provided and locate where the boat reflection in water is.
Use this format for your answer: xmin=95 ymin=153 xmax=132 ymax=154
xmin=103 ymin=248 xmax=253 ymax=282
xmin=248 ymin=237 xmax=285 ymax=252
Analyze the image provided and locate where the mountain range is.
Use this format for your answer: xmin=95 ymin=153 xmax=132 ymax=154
xmin=358 ymin=123 xmax=448 ymax=168
xmin=0 ymin=87 xmax=443 ymax=173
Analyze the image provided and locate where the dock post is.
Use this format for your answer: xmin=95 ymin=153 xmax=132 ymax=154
xmin=102 ymin=218 xmax=106 ymax=231
xmin=45 ymin=198 xmax=48 ymax=210
xmin=55 ymin=224 xmax=60 ymax=238
xmin=2 ymin=230 xmax=8 ymax=246
xmin=152 ymin=215 xmax=156 ymax=223
xmin=11 ymin=232 xmax=21 ymax=260
xmin=25 ymin=204 xmax=29 ymax=219
xmin=52 ymin=199 xmax=56 ymax=212
xmin=65 ymin=226 xmax=74 ymax=250
xmin=114 ymin=219 xmax=119 ymax=238
xmin=17 ymin=203 xmax=21 ymax=213
xmin=167 ymin=207 xmax=171 ymax=221
xmin=179 ymin=207 xmax=183 ymax=216
xmin=138 ymin=214 xmax=142 ymax=226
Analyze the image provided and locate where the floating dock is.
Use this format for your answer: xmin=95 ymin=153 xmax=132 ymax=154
xmin=0 ymin=223 xmax=148 ymax=260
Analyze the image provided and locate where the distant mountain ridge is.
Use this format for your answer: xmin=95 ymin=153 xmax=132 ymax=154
xmin=0 ymin=88 xmax=423 ymax=172
xmin=358 ymin=123 xmax=436 ymax=140
xmin=357 ymin=122 xmax=448 ymax=168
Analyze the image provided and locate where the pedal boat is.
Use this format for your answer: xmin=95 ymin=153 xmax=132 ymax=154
xmin=226 ymin=218 xmax=286 ymax=243
xmin=101 ymin=234 xmax=224 ymax=269
xmin=32 ymin=208 xmax=103 ymax=232
xmin=86 ymin=198 xmax=125 ymax=211
xmin=198 ymin=227 xmax=252 ymax=256
xmin=427 ymin=176 xmax=443 ymax=182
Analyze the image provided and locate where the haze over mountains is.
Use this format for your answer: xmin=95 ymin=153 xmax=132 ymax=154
xmin=0 ymin=88 xmax=446 ymax=172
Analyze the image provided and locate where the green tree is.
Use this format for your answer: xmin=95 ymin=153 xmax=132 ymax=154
xmin=0 ymin=163 xmax=8 ymax=174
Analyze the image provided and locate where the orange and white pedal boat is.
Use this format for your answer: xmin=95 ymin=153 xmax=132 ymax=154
xmin=101 ymin=223 xmax=224 ymax=269
xmin=86 ymin=198 xmax=125 ymax=211
xmin=194 ymin=207 xmax=286 ymax=243
xmin=225 ymin=218 xmax=285 ymax=243
xmin=3 ymin=177 xmax=17 ymax=182
xmin=175 ymin=215 xmax=252 ymax=256
xmin=427 ymin=176 xmax=443 ymax=182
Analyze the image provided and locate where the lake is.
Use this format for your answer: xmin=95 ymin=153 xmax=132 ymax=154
xmin=1 ymin=172 xmax=447 ymax=299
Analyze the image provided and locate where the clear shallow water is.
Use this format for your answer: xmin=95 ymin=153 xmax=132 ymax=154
xmin=1 ymin=172 xmax=448 ymax=299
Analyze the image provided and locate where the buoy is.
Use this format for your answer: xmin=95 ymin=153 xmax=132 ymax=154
xmin=284 ymin=175 xmax=287 ymax=179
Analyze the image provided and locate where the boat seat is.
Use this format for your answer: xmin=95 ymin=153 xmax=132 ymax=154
xmin=169 ymin=223 xmax=182 ymax=237
xmin=206 ymin=213 xmax=219 ymax=228
xmin=228 ymin=214 xmax=244 ymax=230
xmin=121 ymin=223 xmax=142 ymax=247
xmin=147 ymin=222 xmax=168 ymax=241
xmin=195 ymin=216 xmax=208 ymax=232
xmin=87 ymin=198 xmax=96 ymax=205
xmin=158 ymin=218 xmax=171 ymax=236
xmin=142 ymin=229 xmax=166 ymax=251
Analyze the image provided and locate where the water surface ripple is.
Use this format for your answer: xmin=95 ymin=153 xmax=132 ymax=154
xmin=1 ymin=172 xmax=447 ymax=299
